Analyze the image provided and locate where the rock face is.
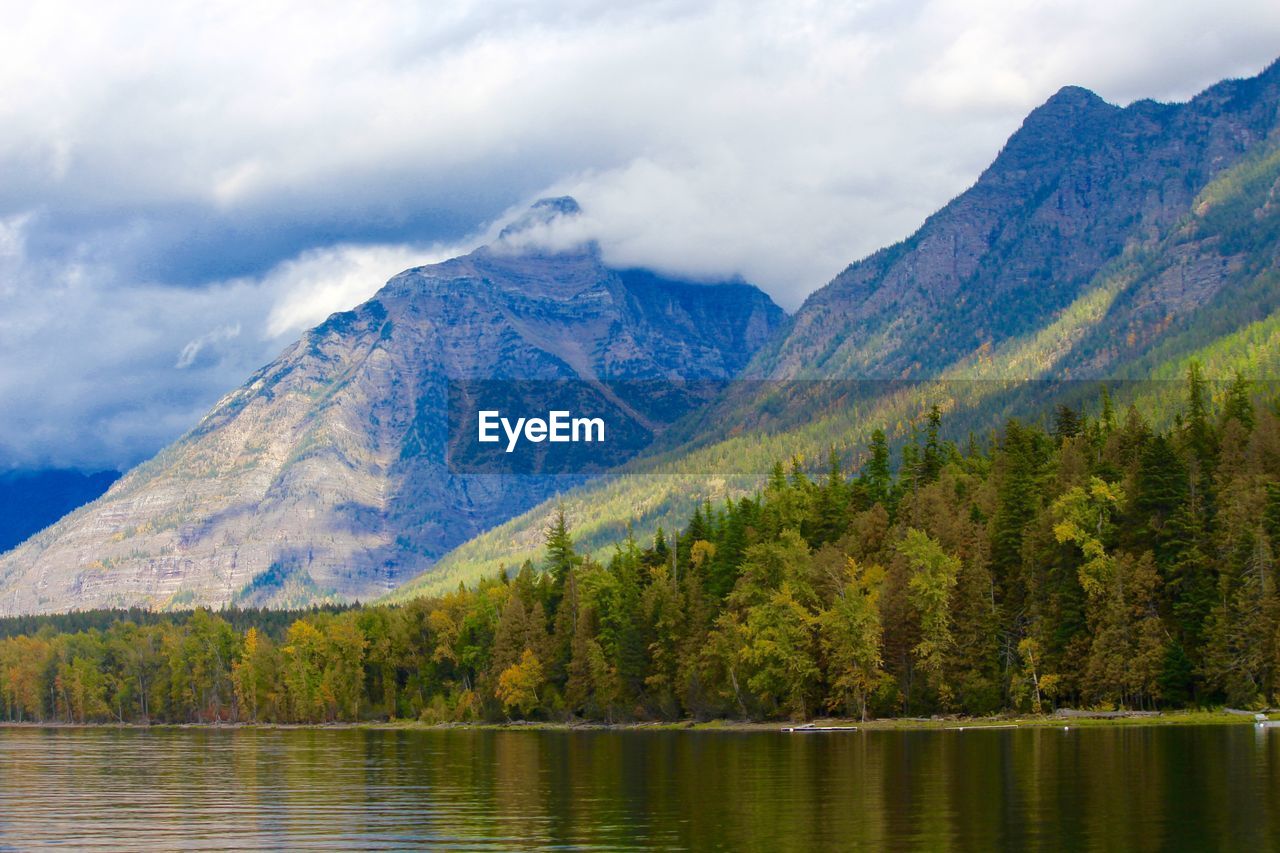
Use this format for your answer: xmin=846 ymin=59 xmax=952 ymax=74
xmin=0 ymin=200 xmax=783 ymax=614
xmin=752 ymin=60 xmax=1280 ymax=381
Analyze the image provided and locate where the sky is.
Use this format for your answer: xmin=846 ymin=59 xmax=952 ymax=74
xmin=1 ymin=0 xmax=1279 ymax=472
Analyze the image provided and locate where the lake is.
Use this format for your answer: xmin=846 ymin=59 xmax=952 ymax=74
xmin=0 ymin=724 xmax=1276 ymax=850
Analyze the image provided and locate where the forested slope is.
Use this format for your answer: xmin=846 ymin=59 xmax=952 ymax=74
xmin=4 ymin=371 xmax=1279 ymax=723
xmin=393 ymin=60 xmax=1280 ymax=599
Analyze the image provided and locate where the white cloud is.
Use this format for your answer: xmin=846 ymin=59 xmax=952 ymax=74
xmin=1 ymin=0 xmax=1278 ymax=467
xmin=175 ymin=323 xmax=242 ymax=369
xmin=263 ymin=242 xmax=471 ymax=337
xmin=0 ymin=215 xmax=29 ymax=261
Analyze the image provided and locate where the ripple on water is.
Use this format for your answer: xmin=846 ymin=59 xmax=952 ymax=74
xmin=0 ymin=725 xmax=1275 ymax=850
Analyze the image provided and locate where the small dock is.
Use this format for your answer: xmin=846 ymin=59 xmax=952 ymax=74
xmin=781 ymin=723 xmax=859 ymax=733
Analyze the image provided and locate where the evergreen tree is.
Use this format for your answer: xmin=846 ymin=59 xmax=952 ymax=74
xmin=544 ymin=508 xmax=579 ymax=619
xmin=1130 ymin=433 xmax=1190 ymax=574
xmin=1221 ymin=371 xmax=1255 ymax=432
xmin=1053 ymin=404 xmax=1082 ymax=441
xmin=861 ymin=429 xmax=892 ymax=508
xmin=922 ymin=405 xmax=944 ymax=483
xmin=1183 ymin=361 xmax=1219 ymax=482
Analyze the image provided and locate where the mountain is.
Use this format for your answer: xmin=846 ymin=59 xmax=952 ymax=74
xmin=8 ymin=58 xmax=1280 ymax=613
xmin=389 ymin=58 xmax=1280 ymax=599
xmin=753 ymin=64 xmax=1280 ymax=380
xmin=0 ymin=199 xmax=783 ymax=614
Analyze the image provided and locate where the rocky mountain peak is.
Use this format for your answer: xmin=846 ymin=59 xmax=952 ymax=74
xmin=498 ymin=195 xmax=584 ymax=239
xmin=1041 ymin=84 xmax=1108 ymax=111
xmin=983 ymin=85 xmax=1121 ymax=177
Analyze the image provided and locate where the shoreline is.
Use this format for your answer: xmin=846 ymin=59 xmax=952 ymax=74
xmin=0 ymin=710 xmax=1272 ymax=732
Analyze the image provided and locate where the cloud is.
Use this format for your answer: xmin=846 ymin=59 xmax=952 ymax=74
xmin=262 ymin=241 xmax=472 ymax=337
xmin=1 ymin=0 xmax=1278 ymax=469
xmin=0 ymin=214 xmax=29 ymax=262
xmin=175 ymin=324 xmax=241 ymax=370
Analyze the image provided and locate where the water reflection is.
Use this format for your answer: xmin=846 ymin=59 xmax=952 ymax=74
xmin=0 ymin=725 xmax=1274 ymax=850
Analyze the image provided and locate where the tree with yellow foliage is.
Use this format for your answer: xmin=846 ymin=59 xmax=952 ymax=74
xmin=496 ymin=648 xmax=543 ymax=718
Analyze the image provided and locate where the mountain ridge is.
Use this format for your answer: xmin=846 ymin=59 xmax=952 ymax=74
xmin=753 ymin=60 xmax=1280 ymax=382
xmin=0 ymin=210 xmax=783 ymax=614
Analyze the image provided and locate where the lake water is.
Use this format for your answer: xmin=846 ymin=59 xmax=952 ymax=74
xmin=0 ymin=724 xmax=1276 ymax=850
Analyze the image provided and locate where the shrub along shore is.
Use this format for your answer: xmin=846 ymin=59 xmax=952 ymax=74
xmin=3 ymin=366 xmax=1280 ymax=726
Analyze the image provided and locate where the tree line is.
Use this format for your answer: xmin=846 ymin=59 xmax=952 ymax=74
xmin=3 ymin=365 xmax=1279 ymax=724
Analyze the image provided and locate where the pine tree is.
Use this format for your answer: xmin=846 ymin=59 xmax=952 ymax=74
xmin=1130 ymin=433 xmax=1190 ymax=574
xmin=949 ymin=549 xmax=1002 ymax=714
xmin=605 ymin=538 xmax=648 ymax=703
xmin=487 ymin=583 xmax=546 ymax=701
xmin=989 ymin=420 xmax=1050 ymax=639
xmin=811 ymin=446 xmax=850 ymax=545
xmin=1183 ymin=361 xmax=1218 ymax=476
xmin=1165 ymin=488 xmax=1215 ymax=669
xmin=1053 ymin=404 xmax=1082 ymax=441
xmin=561 ymin=564 xmax=598 ymax=716
xmin=922 ymin=405 xmax=944 ymax=483
xmin=1204 ymin=533 xmax=1278 ymax=705
xmin=861 ymin=428 xmax=892 ymax=508
xmin=1221 ymin=371 xmax=1255 ymax=432
xmin=640 ymin=559 xmax=684 ymax=716
xmin=544 ymin=508 xmax=579 ymax=619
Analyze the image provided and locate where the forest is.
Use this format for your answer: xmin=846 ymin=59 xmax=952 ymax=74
xmin=3 ymin=365 xmax=1279 ymax=724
